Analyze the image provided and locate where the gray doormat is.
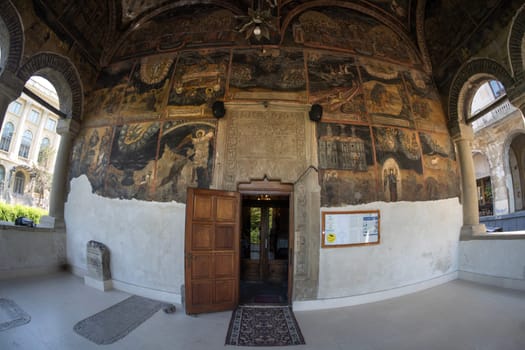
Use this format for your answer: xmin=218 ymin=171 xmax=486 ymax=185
xmin=225 ymin=305 xmax=305 ymax=346
xmin=73 ymin=295 xmax=163 ymax=345
xmin=0 ymin=298 xmax=31 ymax=332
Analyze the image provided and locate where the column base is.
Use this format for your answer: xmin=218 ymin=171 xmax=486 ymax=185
xmin=460 ymin=224 xmax=487 ymax=240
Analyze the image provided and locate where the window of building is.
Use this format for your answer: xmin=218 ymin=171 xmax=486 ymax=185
xmin=28 ymin=109 xmax=41 ymax=124
xmin=18 ymin=130 xmax=33 ymax=158
xmin=8 ymin=101 xmax=22 ymax=115
xmin=0 ymin=122 xmax=15 ymax=152
xmin=477 ymin=176 xmax=493 ymax=216
xmin=45 ymin=118 xmax=57 ymax=131
xmin=14 ymin=171 xmax=25 ymax=195
xmin=38 ymin=137 xmax=51 ymax=166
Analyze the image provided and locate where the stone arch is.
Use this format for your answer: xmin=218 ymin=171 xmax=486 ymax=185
xmin=447 ymin=58 xmax=514 ymax=135
xmin=17 ymin=52 xmax=83 ymax=121
xmin=0 ymin=0 xmax=24 ymax=74
xmin=508 ymin=4 xmax=525 ymax=80
xmin=502 ymin=129 xmax=525 ymax=213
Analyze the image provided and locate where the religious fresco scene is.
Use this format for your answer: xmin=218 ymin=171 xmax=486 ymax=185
xmin=318 ymin=123 xmax=377 ymax=206
xmin=119 ymin=55 xmax=175 ymax=116
xmin=293 ymin=9 xmax=417 ymax=67
xmin=419 ymin=131 xmax=460 ymax=200
xmin=403 ymin=70 xmax=448 ymax=132
xmin=168 ymin=51 xmax=230 ymax=107
xmin=360 ymin=60 xmax=412 ymax=128
xmin=229 ymin=50 xmax=306 ymax=95
xmin=307 ymin=52 xmax=367 ymax=122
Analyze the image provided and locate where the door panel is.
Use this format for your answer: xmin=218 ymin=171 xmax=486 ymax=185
xmin=185 ymin=188 xmax=240 ymax=314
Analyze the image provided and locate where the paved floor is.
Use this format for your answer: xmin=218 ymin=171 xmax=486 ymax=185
xmin=0 ymin=273 xmax=524 ymax=350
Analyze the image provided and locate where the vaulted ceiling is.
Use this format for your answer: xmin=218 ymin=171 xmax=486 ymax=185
xmin=32 ymin=0 xmax=509 ymax=85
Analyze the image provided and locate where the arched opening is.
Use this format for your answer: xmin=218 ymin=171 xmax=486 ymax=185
xmin=473 ymin=152 xmax=493 ymax=217
xmin=0 ymin=74 xmax=61 ymax=214
xmin=508 ymin=133 xmax=525 ymax=212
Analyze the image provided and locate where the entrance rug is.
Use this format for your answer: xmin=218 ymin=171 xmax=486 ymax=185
xmin=73 ymin=295 xmax=163 ymax=345
xmin=225 ymin=305 xmax=305 ymax=346
xmin=0 ymin=298 xmax=31 ymax=332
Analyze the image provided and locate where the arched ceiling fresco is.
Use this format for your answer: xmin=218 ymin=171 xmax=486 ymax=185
xmin=32 ymin=0 xmax=510 ymax=86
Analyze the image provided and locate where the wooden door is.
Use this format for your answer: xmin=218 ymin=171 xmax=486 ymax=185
xmin=185 ymin=188 xmax=240 ymax=314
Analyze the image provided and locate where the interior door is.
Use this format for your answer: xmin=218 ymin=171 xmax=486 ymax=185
xmin=184 ymin=188 xmax=240 ymax=314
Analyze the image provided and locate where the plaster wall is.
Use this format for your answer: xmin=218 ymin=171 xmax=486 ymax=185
xmin=65 ymin=175 xmax=185 ymax=303
xmin=0 ymin=227 xmax=65 ymax=279
xmin=459 ymin=238 xmax=525 ymax=290
xmin=318 ymin=198 xmax=462 ymax=299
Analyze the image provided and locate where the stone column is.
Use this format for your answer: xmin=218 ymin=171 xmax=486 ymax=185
xmin=0 ymin=72 xmax=24 ymax=128
xmin=452 ymin=124 xmax=486 ymax=238
xmin=48 ymin=118 xmax=80 ymax=228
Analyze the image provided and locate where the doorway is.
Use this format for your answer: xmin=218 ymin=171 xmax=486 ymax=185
xmin=240 ymin=194 xmax=290 ymax=304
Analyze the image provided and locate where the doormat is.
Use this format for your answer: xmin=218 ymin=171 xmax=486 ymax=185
xmin=0 ymin=298 xmax=31 ymax=332
xmin=73 ymin=295 xmax=163 ymax=345
xmin=225 ymin=305 xmax=305 ymax=346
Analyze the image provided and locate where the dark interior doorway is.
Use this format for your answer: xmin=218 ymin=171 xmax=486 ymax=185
xmin=240 ymin=194 xmax=289 ymax=304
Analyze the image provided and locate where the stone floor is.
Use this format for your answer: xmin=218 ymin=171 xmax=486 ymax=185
xmin=1 ymin=273 xmax=524 ymax=350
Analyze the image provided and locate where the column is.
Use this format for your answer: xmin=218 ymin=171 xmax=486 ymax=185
xmin=452 ymin=124 xmax=486 ymax=238
xmin=48 ymin=118 xmax=80 ymax=227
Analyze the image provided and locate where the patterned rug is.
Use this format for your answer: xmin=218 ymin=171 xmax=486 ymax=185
xmin=73 ymin=295 xmax=163 ymax=345
xmin=0 ymin=298 xmax=31 ymax=332
xmin=225 ymin=305 xmax=305 ymax=346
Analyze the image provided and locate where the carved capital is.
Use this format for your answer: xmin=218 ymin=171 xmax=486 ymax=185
xmin=56 ymin=118 xmax=81 ymax=136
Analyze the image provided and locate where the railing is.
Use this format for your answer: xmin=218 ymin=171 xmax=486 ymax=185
xmin=472 ymin=98 xmax=518 ymax=131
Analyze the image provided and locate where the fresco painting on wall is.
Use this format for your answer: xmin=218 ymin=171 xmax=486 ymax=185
xmin=105 ymin=122 xmax=161 ymax=200
xmin=83 ymin=63 xmax=133 ymax=124
xmin=70 ymin=126 xmax=113 ymax=194
xmin=119 ymin=55 xmax=175 ymax=116
xmin=155 ymin=121 xmax=216 ymax=203
xmin=114 ymin=9 xmax=237 ymax=61
xmin=167 ymin=51 xmax=229 ymax=107
xmin=318 ymin=123 xmax=376 ymax=206
xmin=229 ymin=50 xmax=306 ymax=94
xmin=295 ymin=9 xmax=415 ymax=66
xmin=419 ymin=131 xmax=459 ymax=200
xmin=373 ymin=127 xmax=423 ymax=201
xmin=404 ymin=70 xmax=448 ymax=132
xmin=368 ymin=0 xmax=409 ymax=21
xmin=361 ymin=60 xmax=412 ymax=128
xmin=307 ymin=52 xmax=367 ymax=122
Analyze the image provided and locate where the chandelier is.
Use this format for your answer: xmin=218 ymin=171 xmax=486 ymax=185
xmin=235 ymin=0 xmax=279 ymax=41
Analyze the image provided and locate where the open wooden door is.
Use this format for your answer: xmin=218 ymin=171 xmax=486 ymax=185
xmin=184 ymin=188 xmax=240 ymax=314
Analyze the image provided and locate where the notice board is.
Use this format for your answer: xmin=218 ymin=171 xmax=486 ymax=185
xmin=321 ymin=210 xmax=380 ymax=248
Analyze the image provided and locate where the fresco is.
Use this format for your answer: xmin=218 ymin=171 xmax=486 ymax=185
xmin=403 ymin=70 xmax=447 ymax=132
xmin=155 ymin=121 xmax=216 ymax=203
xmin=318 ymin=123 xmax=374 ymax=170
xmin=368 ymin=0 xmax=409 ymax=21
xmin=295 ymin=9 xmax=416 ymax=66
xmin=119 ymin=55 xmax=175 ymax=116
xmin=419 ymin=131 xmax=459 ymax=200
xmin=114 ymin=9 xmax=237 ymax=61
xmin=167 ymin=51 xmax=229 ymax=107
xmin=105 ymin=122 xmax=161 ymax=200
xmin=69 ymin=126 xmax=113 ymax=194
xmin=360 ymin=60 xmax=412 ymax=128
xmin=320 ymin=169 xmax=378 ymax=206
xmin=307 ymin=52 xmax=366 ymax=122
xmin=229 ymin=50 xmax=306 ymax=92
xmin=83 ymin=63 xmax=133 ymax=123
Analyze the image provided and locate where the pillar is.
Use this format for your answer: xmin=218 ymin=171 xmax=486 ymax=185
xmin=452 ymin=124 xmax=486 ymax=238
xmin=48 ymin=118 xmax=80 ymax=228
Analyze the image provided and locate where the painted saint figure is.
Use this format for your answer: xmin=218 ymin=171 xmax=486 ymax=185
xmin=384 ymin=167 xmax=398 ymax=202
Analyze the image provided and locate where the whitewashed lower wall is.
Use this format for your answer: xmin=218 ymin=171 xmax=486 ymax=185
xmin=459 ymin=238 xmax=525 ymax=290
xmin=0 ymin=227 xmax=65 ymax=279
xmin=315 ymin=198 xmax=462 ymax=304
xmin=65 ymin=176 xmax=185 ymax=303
